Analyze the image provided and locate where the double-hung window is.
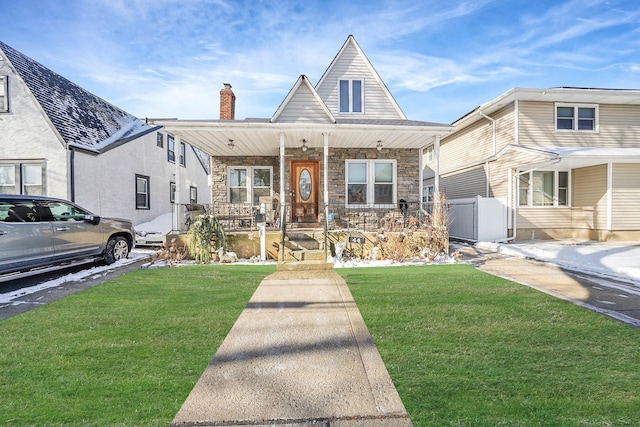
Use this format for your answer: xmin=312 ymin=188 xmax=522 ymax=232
xmin=157 ymin=132 xmax=164 ymax=148
xmin=169 ymin=182 xmax=176 ymax=203
xmin=0 ymin=161 xmax=44 ymax=195
xmin=179 ymin=141 xmax=186 ymax=167
xmin=228 ymin=166 xmax=272 ymax=204
xmin=346 ymin=160 xmax=396 ymax=206
xmin=189 ymin=186 xmax=197 ymax=204
xmin=519 ymin=170 xmax=569 ymax=207
xmin=556 ymin=104 xmax=598 ymax=131
xmin=167 ymin=135 xmax=175 ymax=162
xmin=426 ymin=145 xmax=434 ymax=163
xmin=0 ymin=76 xmax=8 ymax=113
xmin=339 ymin=79 xmax=363 ymax=113
xmin=136 ymin=174 xmax=150 ymax=209
xmin=422 ymin=185 xmax=435 ymax=203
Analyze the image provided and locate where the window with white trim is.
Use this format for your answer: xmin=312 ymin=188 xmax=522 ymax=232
xmin=136 ymin=174 xmax=150 ymax=209
xmin=157 ymin=132 xmax=163 ymax=148
xmin=190 ymin=186 xmax=197 ymax=203
xmin=426 ymin=145 xmax=434 ymax=163
xmin=346 ymin=160 xmax=396 ymax=206
xmin=228 ymin=166 xmax=272 ymax=204
xmin=167 ymin=135 xmax=175 ymax=162
xmin=179 ymin=141 xmax=186 ymax=167
xmin=0 ymin=76 xmax=8 ymax=113
xmin=339 ymin=79 xmax=363 ymax=113
xmin=0 ymin=161 xmax=44 ymax=195
xmin=519 ymin=170 xmax=569 ymax=207
xmin=422 ymin=185 xmax=435 ymax=203
xmin=556 ymin=104 xmax=598 ymax=131
xmin=170 ymin=182 xmax=176 ymax=204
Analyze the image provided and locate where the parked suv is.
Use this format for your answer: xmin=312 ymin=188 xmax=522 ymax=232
xmin=0 ymin=195 xmax=135 ymax=281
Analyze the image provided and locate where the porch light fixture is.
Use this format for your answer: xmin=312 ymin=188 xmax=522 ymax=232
xmin=376 ymin=140 xmax=383 ymax=151
xmin=227 ymin=139 xmax=235 ymax=149
xmin=301 ymin=139 xmax=308 ymax=152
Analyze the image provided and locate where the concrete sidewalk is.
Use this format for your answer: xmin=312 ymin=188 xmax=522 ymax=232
xmin=171 ymin=268 xmax=412 ymax=427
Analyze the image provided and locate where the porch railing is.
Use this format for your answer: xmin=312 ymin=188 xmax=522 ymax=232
xmin=327 ymin=201 xmax=432 ymax=232
xmin=177 ymin=201 xmax=432 ymax=233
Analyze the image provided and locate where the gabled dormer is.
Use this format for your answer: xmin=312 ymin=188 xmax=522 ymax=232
xmin=315 ymin=35 xmax=406 ymax=120
xmin=271 ymin=75 xmax=335 ymax=123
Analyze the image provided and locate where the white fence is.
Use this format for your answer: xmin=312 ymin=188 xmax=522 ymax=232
xmin=447 ymin=197 xmax=508 ymax=242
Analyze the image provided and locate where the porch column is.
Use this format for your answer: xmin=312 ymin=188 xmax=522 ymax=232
xmin=419 ymin=147 xmax=424 ymax=204
xmin=434 ymin=135 xmax=441 ymax=193
xmin=279 ymin=133 xmax=286 ymax=225
xmin=607 ymin=162 xmax=612 ymax=231
xmin=174 ymin=133 xmax=182 ymax=232
xmin=323 ymin=132 xmax=329 ymax=210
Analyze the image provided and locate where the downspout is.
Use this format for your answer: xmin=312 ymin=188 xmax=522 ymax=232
xmin=479 ymin=110 xmax=496 ymax=156
xmin=479 ymin=110 xmax=495 ymax=199
xmin=69 ymin=145 xmax=75 ymax=202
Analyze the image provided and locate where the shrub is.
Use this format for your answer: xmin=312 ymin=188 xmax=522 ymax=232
xmin=187 ymin=214 xmax=227 ymax=263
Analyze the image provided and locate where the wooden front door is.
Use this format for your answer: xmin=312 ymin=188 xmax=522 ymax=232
xmin=290 ymin=160 xmax=319 ymax=223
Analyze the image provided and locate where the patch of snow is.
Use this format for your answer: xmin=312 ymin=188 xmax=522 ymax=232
xmin=475 ymin=239 xmax=640 ymax=286
xmin=0 ymin=250 xmax=152 ymax=304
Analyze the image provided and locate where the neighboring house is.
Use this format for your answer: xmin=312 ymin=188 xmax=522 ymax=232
xmin=0 ymin=41 xmax=210 ymax=227
xmin=153 ymin=35 xmax=452 ymax=231
xmin=423 ymin=87 xmax=640 ymax=241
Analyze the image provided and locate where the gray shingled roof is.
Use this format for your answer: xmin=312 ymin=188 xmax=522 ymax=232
xmin=0 ymin=40 xmax=151 ymax=151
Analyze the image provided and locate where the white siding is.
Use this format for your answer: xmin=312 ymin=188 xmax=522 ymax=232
xmin=274 ymin=84 xmax=333 ymax=123
xmin=0 ymin=59 xmax=68 ymax=198
xmin=316 ymin=43 xmax=402 ymax=119
xmin=612 ymin=164 xmax=640 ymax=230
xmin=74 ymin=132 xmax=211 ymax=225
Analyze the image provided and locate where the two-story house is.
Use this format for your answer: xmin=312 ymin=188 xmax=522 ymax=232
xmin=424 ymin=87 xmax=640 ymax=241
xmin=0 ymin=40 xmax=210 ymax=227
xmin=153 ymin=35 xmax=453 ymax=232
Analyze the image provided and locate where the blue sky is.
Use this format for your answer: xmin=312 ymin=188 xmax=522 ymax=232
xmin=2 ymin=0 xmax=639 ymax=124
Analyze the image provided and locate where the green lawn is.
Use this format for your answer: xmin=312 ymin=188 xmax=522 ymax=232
xmin=0 ymin=265 xmax=272 ymax=426
xmin=340 ymin=264 xmax=640 ymax=426
xmin=1 ymin=264 xmax=639 ymax=426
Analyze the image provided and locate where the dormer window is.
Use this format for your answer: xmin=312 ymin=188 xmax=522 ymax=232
xmin=339 ymin=79 xmax=363 ymax=113
xmin=0 ymin=76 xmax=8 ymax=113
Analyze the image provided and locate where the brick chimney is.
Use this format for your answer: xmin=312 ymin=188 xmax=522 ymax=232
xmin=220 ymin=83 xmax=235 ymax=120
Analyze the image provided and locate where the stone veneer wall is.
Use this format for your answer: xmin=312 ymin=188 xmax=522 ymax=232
xmin=210 ymin=147 xmax=420 ymax=217
xmin=326 ymin=147 xmax=421 ymax=208
xmin=210 ymin=156 xmax=280 ymax=203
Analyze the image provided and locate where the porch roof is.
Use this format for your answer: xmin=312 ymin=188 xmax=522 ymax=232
xmin=152 ymin=118 xmax=453 ymax=157
xmin=517 ymin=146 xmax=640 ymax=170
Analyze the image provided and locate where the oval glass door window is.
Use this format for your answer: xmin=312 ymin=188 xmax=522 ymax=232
xmin=299 ymin=169 xmax=311 ymax=201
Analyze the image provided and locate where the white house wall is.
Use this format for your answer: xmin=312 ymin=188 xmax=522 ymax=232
xmin=315 ymin=43 xmax=402 ymax=119
xmin=74 ymin=131 xmax=210 ymax=225
xmin=0 ymin=58 xmax=68 ymax=198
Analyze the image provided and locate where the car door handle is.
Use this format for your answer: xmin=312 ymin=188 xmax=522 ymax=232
xmin=56 ymin=227 xmax=70 ymax=231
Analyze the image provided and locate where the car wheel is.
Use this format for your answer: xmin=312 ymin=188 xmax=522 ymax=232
xmin=104 ymin=236 xmax=130 ymax=264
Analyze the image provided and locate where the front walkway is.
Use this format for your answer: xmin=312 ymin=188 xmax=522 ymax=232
xmin=171 ymin=268 xmax=412 ymax=427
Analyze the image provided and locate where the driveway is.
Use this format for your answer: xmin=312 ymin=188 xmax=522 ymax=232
xmin=0 ymin=250 xmax=154 ymax=321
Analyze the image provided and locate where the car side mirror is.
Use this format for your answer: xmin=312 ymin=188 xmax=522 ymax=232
xmin=84 ymin=214 xmax=101 ymax=225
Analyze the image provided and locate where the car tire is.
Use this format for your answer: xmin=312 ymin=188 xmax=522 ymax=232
xmin=103 ymin=236 xmax=130 ymax=265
